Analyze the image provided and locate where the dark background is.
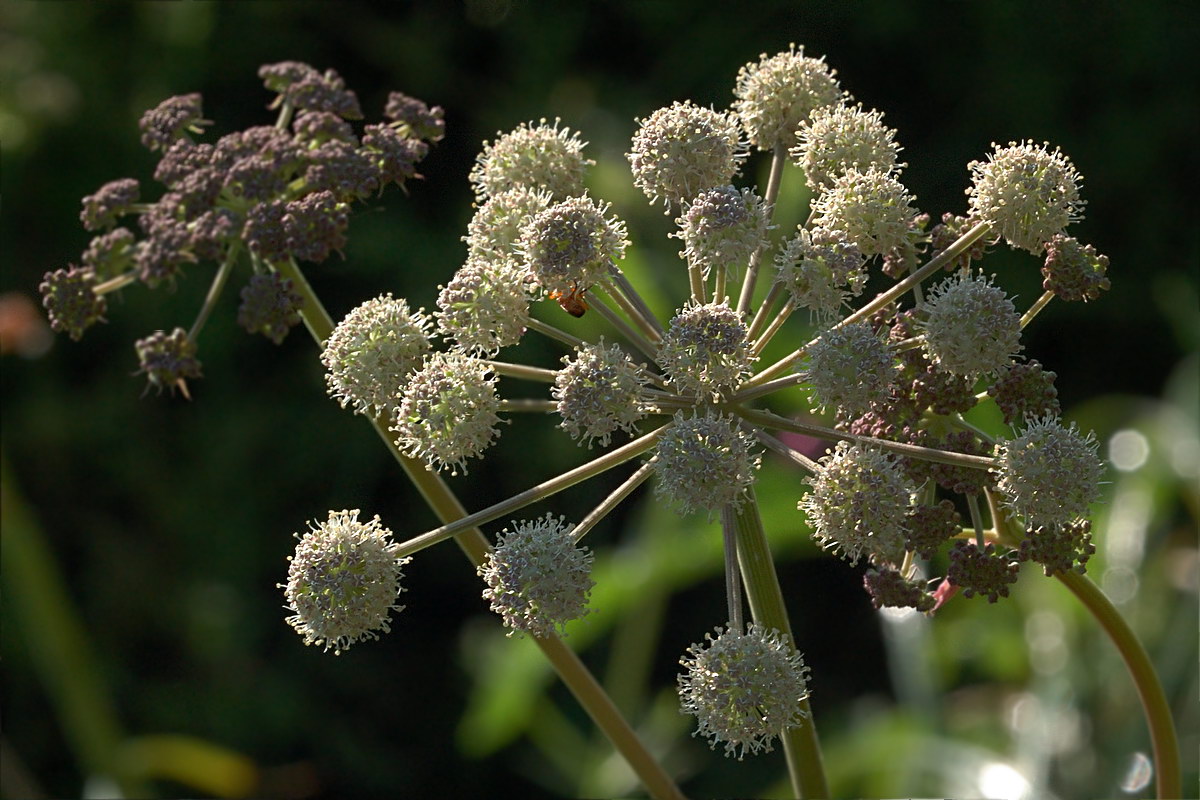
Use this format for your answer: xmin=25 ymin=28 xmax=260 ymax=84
xmin=2 ymin=2 xmax=1197 ymax=798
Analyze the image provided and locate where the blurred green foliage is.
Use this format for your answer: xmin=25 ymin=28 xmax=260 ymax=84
xmin=2 ymin=2 xmax=1196 ymax=798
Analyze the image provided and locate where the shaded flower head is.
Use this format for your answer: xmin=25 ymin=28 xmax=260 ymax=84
xmin=139 ymin=93 xmax=208 ymax=152
xmin=436 ymin=256 xmax=530 ymax=355
xmin=384 ymin=91 xmax=446 ymax=142
xmin=921 ymin=271 xmax=1022 ymax=378
xmin=281 ymin=509 xmax=410 ymax=654
xmin=654 ymin=411 xmax=760 ymax=517
xmin=678 ymin=623 xmax=810 ymax=759
xmin=553 ymin=339 xmax=650 ymax=447
xmin=774 ymin=226 xmax=867 ymax=321
xmin=478 ymin=514 xmax=594 ymax=638
xmin=658 ymin=301 xmax=753 ymax=399
xmin=470 ymin=119 xmax=592 ymax=201
xmin=39 ymin=265 xmax=107 ymax=341
xmin=518 ymin=195 xmax=628 ymax=295
xmin=733 ymin=44 xmax=842 ymax=151
xmin=135 ymin=328 xmax=202 ymax=396
xmin=1041 ymin=234 xmax=1110 ymax=302
xmin=237 ymin=273 xmax=304 ymax=345
xmin=994 ymin=415 xmax=1103 ymax=529
xmin=628 ymin=101 xmax=745 ymax=212
xmin=801 ymin=320 xmax=896 ymax=417
xmin=674 ymin=185 xmax=771 ymax=278
xmin=80 ymin=178 xmax=140 ymax=232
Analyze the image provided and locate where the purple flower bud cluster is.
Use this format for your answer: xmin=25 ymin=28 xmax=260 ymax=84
xmin=947 ymin=541 xmax=1019 ymax=603
xmin=134 ymin=328 xmax=202 ymax=396
xmin=237 ymin=273 xmax=304 ymax=345
xmin=39 ymin=265 xmax=107 ymax=341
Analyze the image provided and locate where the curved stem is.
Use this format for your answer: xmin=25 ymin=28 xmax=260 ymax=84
xmin=732 ymin=492 xmax=828 ymax=798
xmin=277 ymin=258 xmax=684 ymax=800
xmin=1055 ymin=570 xmax=1181 ymax=800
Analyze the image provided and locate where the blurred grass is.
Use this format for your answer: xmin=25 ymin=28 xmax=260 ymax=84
xmin=2 ymin=2 xmax=1197 ymax=798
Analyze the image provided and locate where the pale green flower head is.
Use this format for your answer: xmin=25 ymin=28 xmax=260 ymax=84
xmin=791 ymin=102 xmax=903 ymax=192
xmin=733 ymin=43 xmax=843 ymax=151
xmin=470 ymin=118 xmax=593 ymax=202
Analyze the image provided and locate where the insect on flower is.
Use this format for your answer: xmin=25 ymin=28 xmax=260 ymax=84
xmin=550 ymin=282 xmax=589 ymax=317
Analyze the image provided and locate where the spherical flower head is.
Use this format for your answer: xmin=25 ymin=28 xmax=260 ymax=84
xmin=967 ymin=140 xmax=1084 ymax=254
xmin=321 ymin=294 xmax=433 ymax=417
xmin=987 ymin=360 xmax=1060 ymax=426
xmin=393 ymin=351 xmax=503 ymax=475
xmin=994 ymin=415 xmax=1103 ymax=529
xmin=658 ymin=301 xmax=753 ymax=399
xmin=800 ymin=441 xmax=912 ymax=565
xmin=464 ymin=187 xmax=553 ymax=261
xmin=654 ymin=411 xmax=760 ymax=517
xmin=40 ymin=265 xmax=107 ymax=341
xmin=627 ymin=101 xmax=746 ymax=212
xmin=518 ymin=195 xmax=629 ymax=295
xmin=237 ymin=272 xmax=303 ymax=345
xmin=281 ymin=509 xmax=410 ymax=655
xmin=801 ymin=321 xmax=896 ymax=417
xmin=812 ymin=167 xmax=918 ymax=258
xmin=921 ymin=271 xmax=1022 ymax=378
xmin=1041 ymin=234 xmax=1111 ymax=302
xmin=469 ymin=119 xmax=593 ymax=202
xmin=553 ymin=339 xmax=650 ymax=447
xmin=135 ymin=327 xmax=202 ymax=396
xmin=478 ymin=514 xmax=594 ymax=638
xmin=732 ymin=44 xmax=842 ymax=151
xmin=80 ymin=178 xmax=140 ymax=232
xmin=791 ymin=103 xmax=903 ymax=192
xmin=673 ymin=185 xmax=771 ymax=278
xmin=436 ymin=256 xmax=530 ymax=356
xmin=677 ymin=623 xmax=810 ymax=759
xmin=775 ymin=226 xmax=867 ymax=321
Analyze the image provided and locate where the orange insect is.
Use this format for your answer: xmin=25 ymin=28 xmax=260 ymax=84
xmin=549 ymin=283 xmax=589 ymax=318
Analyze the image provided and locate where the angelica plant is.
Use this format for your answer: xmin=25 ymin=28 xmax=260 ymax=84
xmin=41 ymin=46 xmax=1182 ymax=800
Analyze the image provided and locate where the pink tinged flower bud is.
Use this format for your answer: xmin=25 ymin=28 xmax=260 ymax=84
xmin=237 ymin=273 xmax=304 ymax=345
xmin=552 ymin=339 xmax=651 ymax=447
xmin=627 ymin=101 xmax=746 ymax=213
xmin=863 ymin=567 xmax=935 ymax=612
xmin=392 ymin=351 xmax=503 ymax=475
xmin=281 ymin=510 xmax=410 ymax=655
xmin=677 ymin=623 xmax=810 ymax=759
xmin=80 ymin=178 xmax=140 ymax=232
xmin=470 ymin=119 xmax=593 ymax=202
xmin=321 ymin=294 xmax=432 ymax=417
xmin=654 ymin=411 xmax=760 ymax=517
xmin=921 ymin=271 xmax=1022 ymax=378
xmin=987 ymin=360 xmax=1061 ymax=426
xmin=994 ymin=415 xmax=1103 ymax=530
xmin=1041 ymin=234 xmax=1110 ymax=302
xmin=946 ymin=541 xmax=1019 ymax=603
xmin=478 ymin=514 xmax=594 ymax=638
xmin=799 ymin=441 xmax=912 ymax=566
xmin=139 ymin=93 xmax=207 ymax=152
xmin=733 ymin=44 xmax=842 ymax=151
xmin=967 ymin=140 xmax=1084 ymax=254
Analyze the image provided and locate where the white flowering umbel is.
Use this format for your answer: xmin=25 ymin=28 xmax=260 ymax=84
xmin=732 ymin=43 xmax=842 ymax=151
xmin=678 ymin=623 xmax=810 ymax=759
xmin=322 ymin=294 xmax=432 ymax=417
xmin=775 ymin=226 xmax=867 ymax=321
xmin=654 ymin=411 xmax=760 ymax=517
xmin=553 ymin=340 xmax=651 ymax=447
xmin=674 ymin=185 xmax=771 ymax=278
xmin=519 ymin=195 xmax=629 ymax=295
xmin=812 ymin=167 xmax=918 ymax=258
xmin=658 ymin=301 xmax=754 ymax=399
xmin=627 ymin=101 xmax=746 ymax=212
xmin=967 ymin=140 xmax=1084 ymax=254
xmin=800 ymin=442 xmax=912 ymax=566
xmin=282 ymin=510 xmax=410 ymax=655
xmin=464 ymin=187 xmax=553 ymax=262
xmin=922 ymin=271 xmax=1022 ymax=378
xmin=393 ymin=351 xmax=502 ymax=474
xmin=469 ymin=119 xmax=593 ymax=201
xmin=802 ymin=321 xmax=896 ymax=417
xmin=479 ymin=514 xmax=594 ymax=638
xmin=436 ymin=256 xmax=530 ymax=356
xmin=995 ymin=415 xmax=1103 ymax=529
xmin=791 ymin=103 xmax=903 ymax=191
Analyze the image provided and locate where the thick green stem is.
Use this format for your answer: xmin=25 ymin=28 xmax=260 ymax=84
xmin=732 ymin=492 xmax=828 ymax=798
xmin=278 ymin=258 xmax=684 ymax=800
xmin=1055 ymin=570 xmax=1181 ymax=800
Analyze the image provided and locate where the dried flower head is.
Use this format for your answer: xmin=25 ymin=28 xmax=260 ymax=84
xmin=812 ymin=167 xmax=918 ymax=258
xmin=478 ymin=514 xmax=594 ymax=638
xmin=967 ymin=140 xmax=1084 ymax=254
xmin=674 ymin=185 xmax=771 ymax=278
xmin=774 ymin=226 xmax=867 ymax=321
xmin=1041 ymin=234 xmax=1111 ymax=302
xmin=654 ymin=411 xmax=760 ymax=517
xmin=393 ymin=351 xmax=503 ymax=475
xmin=237 ymin=273 xmax=304 ymax=345
xmin=921 ymin=271 xmax=1022 ymax=377
xmin=802 ymin=321 xmax=896 ymax=417
xmin=627 ymin=101 xmax=745 ymax=212
xmin=658 ymin=301 xmax=753 ymax=399
xmin=135 ymin=328 xmax=202 ymax=396
xmin=321 ymin=294 xmax=432 ymax=417
xmin=518 ymin=196 xmax=629 ymax=295
xmin=994 ymin=415 xmax=1104 ymax=529
xmin=40 ymin=266 xmax=107 ymax=341
xmin=470 ymin=119 xmax=593 ymax=201
xmin=732 ymin=44 xmax=842 ymax=151
xmin=464 ymin=187 xmax=554 ymax=262
xmin=678 ymin=623 xmax=810 ymax=759
xmin=281 ymin=509 xmax=410 ymax=654
xmin=436 ymin=257 xmax=530 ymax=356
xmin=791 ymin=103 xmax=903 ymax=191
xmin=800 ymin=441 xmax=912 ymax=565
xmin=553 ymin=339 xmax=650 ymax=447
